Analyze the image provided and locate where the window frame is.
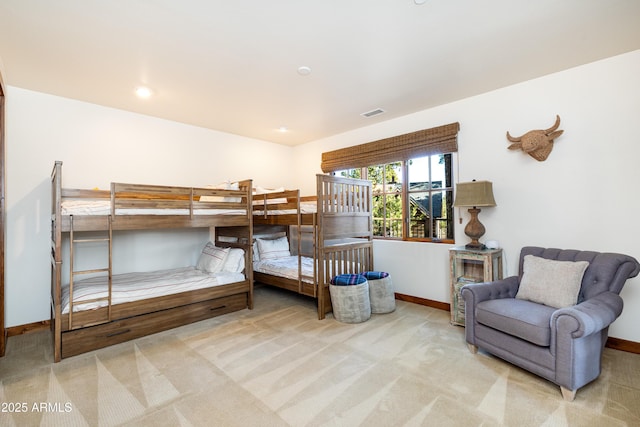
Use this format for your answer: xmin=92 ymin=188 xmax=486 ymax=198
xmin=335 ymin=152 xmax=455 ymax=244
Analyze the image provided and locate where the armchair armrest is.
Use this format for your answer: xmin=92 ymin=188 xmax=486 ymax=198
xmin=461 ymin=276 xmax=520 ymax=305
xmin=552 ymin=292 xmax=624 ymax=339
xmin=461 ymin=276 xmax=520 ymax=349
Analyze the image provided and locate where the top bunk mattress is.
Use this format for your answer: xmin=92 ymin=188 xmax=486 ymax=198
xmin=61 ymin=200 xmax=246 ymax=216
xmin=52 ymin=162 xmax=252 ymax=218
xmin=254 ymin=255 xmax=315 ymax=284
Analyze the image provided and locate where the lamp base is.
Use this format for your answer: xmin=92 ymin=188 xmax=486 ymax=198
xmin=463 ymin=207 xmax=487 ymax=250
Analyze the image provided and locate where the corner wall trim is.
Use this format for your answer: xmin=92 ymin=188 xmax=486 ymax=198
xmin=6 ymin=320 xmax=50 ymax=337
xmin=395 ymin=293 xmax=450 ymax=312
xmin=605 ymin=337 xmax=640 ymax=354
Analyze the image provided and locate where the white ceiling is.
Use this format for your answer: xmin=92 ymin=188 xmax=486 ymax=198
xmin=1 ymin=1 xmax=639 ymax=146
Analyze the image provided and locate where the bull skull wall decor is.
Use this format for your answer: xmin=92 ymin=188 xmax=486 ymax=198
xmin=506 ymin=115 xmax=564 ymax=161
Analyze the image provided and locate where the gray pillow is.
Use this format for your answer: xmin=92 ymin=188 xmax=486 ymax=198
xmin=516 ymin=255 xmax=589 ymax=308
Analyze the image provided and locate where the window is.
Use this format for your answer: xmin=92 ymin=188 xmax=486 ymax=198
xmin=324 ymin=122 xmax=459 ymax=243
xmin=370 ymin=162 xmax=402 ymax=238
xmin=335 ymin=153 xmax=453 ymax=242
xmin=407 ymin=154 xmax=454 ymax=241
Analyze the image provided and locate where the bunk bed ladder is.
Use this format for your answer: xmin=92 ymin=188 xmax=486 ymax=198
xmin=296 ymin=215 xmax=318 ymax=297
xmin=68 ymin=215 xmax=113 ymax=330
xmin=295 ymin=191 xmax=304 ymax=295
xmin=311 ymin=214 xmax=318 ymax=297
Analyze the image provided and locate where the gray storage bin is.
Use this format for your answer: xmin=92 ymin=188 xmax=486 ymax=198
xmin=329 ymin=274 xmax=371 ymax=323
xmin=363 ymin=272 xmax=395 ymax=314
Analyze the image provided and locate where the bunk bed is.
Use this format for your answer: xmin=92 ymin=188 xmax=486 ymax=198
xmin=252 ymin=174 xmax=374 ymax=319
xmin=50 ymin=161 xmax=253 ymax=362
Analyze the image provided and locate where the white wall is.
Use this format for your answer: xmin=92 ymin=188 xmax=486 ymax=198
xmin=4 ymin=88 xmax=294 ymax=327
xmin=293 ymin=50 xmax=640 ymax=342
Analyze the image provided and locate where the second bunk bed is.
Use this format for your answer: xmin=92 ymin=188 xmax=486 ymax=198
xmin=252 ymin=174 xmax=374 ymax=319
xmin=51 ymin=161 xmax=254 ymax=361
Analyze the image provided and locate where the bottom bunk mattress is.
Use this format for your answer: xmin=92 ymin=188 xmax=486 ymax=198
xmin=253 ymin=255 xmax=363 ymax=284
xmin=62 ymin=267 xmax=245 ymax=314
xmin=253 ymin=256 xmax=315 ymax=284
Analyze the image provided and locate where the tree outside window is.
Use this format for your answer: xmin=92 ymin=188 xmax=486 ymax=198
xmin=407 ymin=154 xmax=454 ymax=241
xmin=334 ymin=153 xmax=453 ymax=242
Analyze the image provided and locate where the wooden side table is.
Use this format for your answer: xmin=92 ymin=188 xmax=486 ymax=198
xmin=449 ymin=246 xmax=503 ymax=326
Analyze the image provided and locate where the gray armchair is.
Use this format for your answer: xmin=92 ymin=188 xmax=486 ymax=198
xmin=461 ymin=246 xmax=639 ymax=401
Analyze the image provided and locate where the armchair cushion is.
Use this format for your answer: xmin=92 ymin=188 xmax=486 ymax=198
xmin=477 ymin=299 xmax=556 ymax=346
xmin=516 ymin=255 xmax=589 ymax=308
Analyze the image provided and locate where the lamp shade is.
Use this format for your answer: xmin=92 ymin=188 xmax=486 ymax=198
xmin=453 ymin=180 xmax=496 ymax=207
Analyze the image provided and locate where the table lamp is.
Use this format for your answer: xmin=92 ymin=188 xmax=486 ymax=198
xmin=453 ymin=180 xmax=496 ymax=249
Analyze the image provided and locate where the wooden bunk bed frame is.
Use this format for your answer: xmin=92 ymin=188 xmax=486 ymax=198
xmin=253 ymin=174 xmax=374 ymax=319
xmin=50 ymin=161 xmax=253 ymax=362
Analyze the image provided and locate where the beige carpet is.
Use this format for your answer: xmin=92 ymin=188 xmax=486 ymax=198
xmin=1 ymin=286 xmax=639 ymax=426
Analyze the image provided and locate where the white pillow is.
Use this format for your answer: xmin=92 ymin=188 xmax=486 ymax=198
xmin=256 ymin=236 xmax=291 ymax=260
xmin=253 ymin=241 xmax=260 ymax=262
xmin=196 ymin=242 xmax=230 ymax=273
xmin=516 ymin=255 xmax=589 ymax=308
xmin=222 ymin=248 xmax=245 ymax=273
xmin=253 ymin=187 xmax=288 ymax=205
xmin=200 ymin=181 xmax=241 ymax=203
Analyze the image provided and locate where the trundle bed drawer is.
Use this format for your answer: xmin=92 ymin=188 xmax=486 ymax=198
xmin=61 ymin=293 xmax=248 ymax=358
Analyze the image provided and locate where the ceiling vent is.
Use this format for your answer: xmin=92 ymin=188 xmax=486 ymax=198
xmin=361 ymin=108 xmax=386 ymax=118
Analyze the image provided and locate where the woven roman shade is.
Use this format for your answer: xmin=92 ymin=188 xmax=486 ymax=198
xmin=321 ymin=122 xmax=460 ymax=173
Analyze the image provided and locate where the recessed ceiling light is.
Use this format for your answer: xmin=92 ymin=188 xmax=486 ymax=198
xmin=297 ymin=66 xmax=312 ymax=76
xmin=278 ymin=126 xmax=289 ymax=133
xmin=135 ymin=86 xmax=153 ymax=98
xmin=414 ymin=0 xmax=427 ymax=4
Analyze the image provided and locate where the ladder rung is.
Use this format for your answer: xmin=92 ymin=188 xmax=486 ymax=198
xmin=73 ymin=238 xmax=110 ymax=243
xmin=73 ymin=268 xmax=110 ymax=275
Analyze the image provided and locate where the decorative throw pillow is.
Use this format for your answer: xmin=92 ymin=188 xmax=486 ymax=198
xmin=256 ymin=236 xmax=291 ymax=260
xmin=222 ymin=248 xmax=245 ymax=274
xmin=516 ymin=255 xmax=589 ymax=308
xmin=361 ymin=271 xmax=389 ymax=280
xmin=330 ymin=274 xmax=368 ymax=286
xmin=196 ymin=242 xmax=230 ymax=273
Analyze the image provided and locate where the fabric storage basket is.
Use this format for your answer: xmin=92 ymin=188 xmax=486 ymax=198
xmin=362 ymin=271 xmax=395 ymax=314
xmin=329 ymin=274 xmax=371 ymax=323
